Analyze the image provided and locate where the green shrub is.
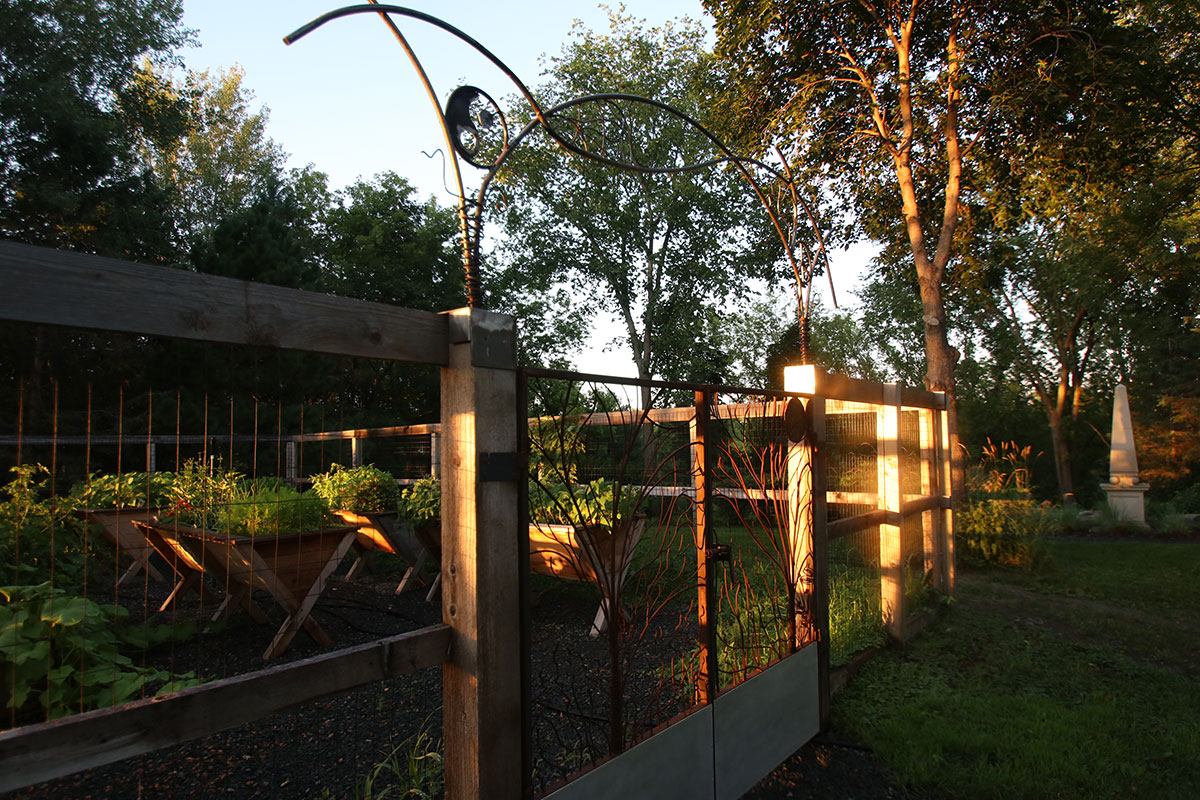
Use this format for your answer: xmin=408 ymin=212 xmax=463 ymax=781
xmin=310 ymin=464 xmax=400 ymax=513
xmin=399 ymin=475 xmax=440 ymax=523
xmin=0 ymin=582 xmax=199 ymax=726
xmin=958 ymin=498 xmax=1052 ymax=570
xmin=1169 ymin=483 xmax=1200 ymax=514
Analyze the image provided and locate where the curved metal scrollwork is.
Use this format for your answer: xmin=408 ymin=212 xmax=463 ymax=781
xmin=445 ymin=85 xmax=507 ymax=168
xmin=285 ymin=3 xmax=832 ymax=350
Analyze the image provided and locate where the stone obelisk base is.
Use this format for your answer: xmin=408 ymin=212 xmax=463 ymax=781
xmin=1101 ymin=480 xmax=1150 ymax=526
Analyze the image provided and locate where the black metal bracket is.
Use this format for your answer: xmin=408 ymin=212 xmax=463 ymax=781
xmin=478 ymin=451 xmax=518 ymax=482
xmin=706 ymin=543 xmax=731 ymax=563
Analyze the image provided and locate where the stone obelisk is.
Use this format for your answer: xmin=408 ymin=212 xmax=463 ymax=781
xmin=1101 ymin=383 xmax=1149 ymax=524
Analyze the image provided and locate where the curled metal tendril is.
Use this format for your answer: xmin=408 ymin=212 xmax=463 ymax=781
xmin=285 ymin=4 xmax=832 ymax=343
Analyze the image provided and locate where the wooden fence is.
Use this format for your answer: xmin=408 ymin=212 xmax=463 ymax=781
xmin=0 ymin=241 xmax=521 ymax=798
xmin=0 ymin=242 xmax=954 ymax=798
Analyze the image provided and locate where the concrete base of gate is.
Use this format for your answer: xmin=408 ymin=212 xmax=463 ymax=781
xmin=543 ymin=645 xmax=820 ymax=800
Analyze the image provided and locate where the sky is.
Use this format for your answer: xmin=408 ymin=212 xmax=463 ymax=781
xmin=180 ymin=1 xmax=871 ymax=377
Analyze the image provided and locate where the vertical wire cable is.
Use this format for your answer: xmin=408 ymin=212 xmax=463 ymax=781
xmin=139 ymin=386 xmax=152 ymax=697
xmin=81 ymin=382 xmax=93 ymax=718
xmin=168 ymin=386 xmax=182 ymax=690
xmin=48 ymin=378 xmax=60 ymax=720
xmin=200 ymin=390 xmax=210 ymax=675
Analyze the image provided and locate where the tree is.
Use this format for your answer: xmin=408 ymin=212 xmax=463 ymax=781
xmin=704 ymin=0 xmax=1102 ymax=494
xmin=322 ymin=172 xmax=462 ymax=309
xmin=190 ymin=173 xmax=323 ymax=290
xmin=0 ymin=0 xmax=190 ymax=257
xmin=141 ymin=65 xmax=288 ymax=253
xmin=953 ymin=3 xmax=1200 ymax=503
xmin=489 ymin=12 xmax=780 ymax=405
xmin=319 ymin=172 xmax=465 ymax=423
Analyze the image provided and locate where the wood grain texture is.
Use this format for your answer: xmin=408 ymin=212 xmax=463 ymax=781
xmin=0 ymin=241 xmax=447 ymax=364
xmin=877 ymin=383 xmax=905 ymax=641
xmin=440 ymin=308 xmax=521 ymax=800
xmin=0 ymin=625 xmax=451 ymax=794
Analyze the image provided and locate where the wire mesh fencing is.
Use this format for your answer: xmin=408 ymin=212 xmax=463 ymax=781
xmin=1 ymin=322 xmax=448 ymax=795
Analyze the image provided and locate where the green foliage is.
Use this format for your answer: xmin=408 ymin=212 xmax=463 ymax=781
xmin=0 ymin=582 xmax=199 ymax=727
xmin=322 ymin=172 xmax=462 ymax=309
xmin=398 ymin=475 xmax=440 ymax=523
xmin=958 ymin=499 xmax=1052 ymax=570
xmin=966 ymin=439 xmax=1040 ymax=499
xmin=827 ymin=548 xmax=888 ymax=666
xmin=310 ymin=464 xmax=400 ymax=514
xmin=190 ymin=175 xmax=321 ymax=290
xmin=490 ymin=11 xmax=776 ymax=378
xmin=1170 ymin=483 xmax=1200 ymax=514
xmin=67 ymin=471 xmax=176 ymax=511
xmin=216 ymin=480 xmax=333 ymax=537
xmin=0 ymin=0 xmax=191 ymax=256
xmin=0 ymin=465 xmax=84 ymax=585
xmin=529 ymin=478 xmax=636 ymax=529
xmin=162 ymin=458 xmax=243 ymax=529
xmin=148 ymin=64 xmax=288 ymax=251
xmin=354 ymin=722 xmax=443 ymax=799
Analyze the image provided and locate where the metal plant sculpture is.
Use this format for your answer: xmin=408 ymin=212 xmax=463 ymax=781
xmin=285 ymin=3 xmax=833 ymax=354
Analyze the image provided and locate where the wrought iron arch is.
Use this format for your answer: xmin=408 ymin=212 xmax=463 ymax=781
xmin=285 ymin=3 xmax=833 ymax=357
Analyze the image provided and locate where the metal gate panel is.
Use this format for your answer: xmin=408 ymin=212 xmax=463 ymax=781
xmin=713 ymin=645 xmax=820 ymax=799
xmin=541 ymin=706 xmax=715 ymax=800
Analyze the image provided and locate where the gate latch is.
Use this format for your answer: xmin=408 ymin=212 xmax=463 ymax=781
xmin=706 ymin=543 xmax=731 ymax=563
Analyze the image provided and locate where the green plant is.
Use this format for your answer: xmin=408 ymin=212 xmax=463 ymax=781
xmin=356 ymin=721 xmax=443 ymax=799
xmin=310 ymin=464 xmax=400 ymax=513
xmin=398 ymin=475 xmax=440 ymax=523
xmin=529 ymin=477 xmax=638 ymax=528
xmin=163 ymin=458 xmax=244 ymax=529
xmin=1170 ymin=483 xmax=1200 ymax=514
xmin=0 ymin=582 xmax=200 ymax=727
xmin=0 ymin=464 xmax=85 ymax=585
xmin=67 ymin=471 xmax=176 ymax=511
xmin=966 ymin=439 xmax=1040 ymax=499
xmin=217 ymin=481 xmax=333 ymax=536
xmin=1088 ymin=503 xmax=1151 ymax=537
xmin=958 ymin=498 xmax=1052 ymax=569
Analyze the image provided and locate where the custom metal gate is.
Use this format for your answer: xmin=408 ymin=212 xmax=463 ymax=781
xmin=520 ymin=371 xmax=825 ymax=800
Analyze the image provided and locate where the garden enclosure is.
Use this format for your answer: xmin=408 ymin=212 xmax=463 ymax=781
xmin=0 ymin=241 xmax=954 ymax=798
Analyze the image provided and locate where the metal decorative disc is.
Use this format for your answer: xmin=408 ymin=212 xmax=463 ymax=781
xmin=783 ymin=397 xmax=810 ymax=444
xmin=445 ymin=85 xmax=507 ymax=168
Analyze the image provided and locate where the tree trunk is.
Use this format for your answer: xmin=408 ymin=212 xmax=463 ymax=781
xmin=1045 ymin=407 xmax=1076 ymax=506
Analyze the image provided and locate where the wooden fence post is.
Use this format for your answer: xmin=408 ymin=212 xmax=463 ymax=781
xmin=936 ymin=403 xmax=956 ymax=594
xmin=919 ymin=407 xmax=940 ymax=587
xmin=440 ymin=308 xmax=521 ymax=800
xmin=877 ymin=383 xmax=904 ymax=641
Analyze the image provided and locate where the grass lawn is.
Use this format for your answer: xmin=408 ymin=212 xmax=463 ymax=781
xmin=830 ymin=539 xmax=1200 ymax=799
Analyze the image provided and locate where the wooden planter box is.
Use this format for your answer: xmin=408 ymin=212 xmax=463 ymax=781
xmin=330 ymin=509 xmax=435 ymax=595
xmin=135 ymin=521 xmax=358 ymax=659
xmin=76 ymin=508 xmax=167 ymax=586
xmin=528 ymin=515 xmax=647 ymax=637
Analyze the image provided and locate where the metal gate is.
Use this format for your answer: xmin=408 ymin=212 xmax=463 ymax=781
xmin=520 ymin=371 xmax=826 ymax=800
